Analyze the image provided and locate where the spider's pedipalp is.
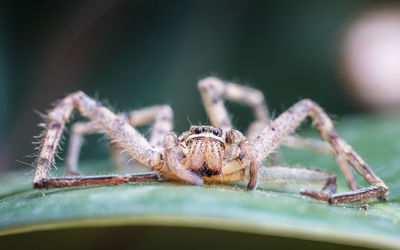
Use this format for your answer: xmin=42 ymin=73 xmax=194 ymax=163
xmin=162 ymin=132 xmax=204 ymax=185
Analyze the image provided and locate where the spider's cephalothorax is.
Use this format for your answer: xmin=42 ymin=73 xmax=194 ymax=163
xmin=32 ymin=77 xmax=389 ymax=204
xmin=183 ymin=126 xmax=225 ymax=177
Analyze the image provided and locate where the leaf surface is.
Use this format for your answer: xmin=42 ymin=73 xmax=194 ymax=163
xmin=1 ymin=115 xmax=400 ymax=249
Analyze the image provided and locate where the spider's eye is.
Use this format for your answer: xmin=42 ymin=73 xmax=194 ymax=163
xmin=194 ymin=127 xmax=201 ymax=134
xmin=213 ymin=128 xmax=222 ymax=137
xmin=201 ymin=127 xmax=206 ymax=132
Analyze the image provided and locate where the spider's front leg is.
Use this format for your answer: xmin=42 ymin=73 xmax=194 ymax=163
xmin=33 ymin=92 xmax=164 ymax=188
xmin=254 ymin=99 xmax=389 ymax=203
xmin=66 ymin=105 xmax=173 ymax=175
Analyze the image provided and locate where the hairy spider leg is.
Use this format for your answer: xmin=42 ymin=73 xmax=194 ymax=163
xmin=259 ymin=166 xmax=337 ymax=194
xmin=33 ymin=92 xmax=199 ymax=188
xmin=197 ymin=77 xmax=357 ymax=190
xmin=280 ymin=135 xmax=357 ymax=191
xmin=254 ymin=99 xmax=388 ymax=203
xmin=205 ymin=163 xmax=337 ymax=195
xmin=66 ymin=105 xmax=173 ymax=175
xmin=197 ymin=77 xmax=279 ymax=165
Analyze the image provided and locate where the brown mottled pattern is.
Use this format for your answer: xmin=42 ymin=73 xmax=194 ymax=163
xmin=34 ymin=172 xmax=160 ymax=189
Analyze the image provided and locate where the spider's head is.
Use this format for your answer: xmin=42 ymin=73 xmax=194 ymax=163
xmin=184 ymin=125 xmax=225 ymax=177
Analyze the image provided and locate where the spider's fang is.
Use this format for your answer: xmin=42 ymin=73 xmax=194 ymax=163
xmin=193 ymin=164 xmax=221 ymax=177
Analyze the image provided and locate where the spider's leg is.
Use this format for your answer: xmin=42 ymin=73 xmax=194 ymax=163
xmin=198 ymin=77 xmax=280 ymax=164
xmin=198 ymin=77 xmax=357 ymax=190
xmin=258 ymin=165 xmax=337 ymax=194
xmin=66 ymin=121 xmax=97 ymax=175
xmin=65 ymin=105 xmax=173 ymax=175
xmin=280 ymin=134 xmax=357 ymax=191
xmin=33 ymin=91 xmax=164 ymax=188
xmin=206 ymin=164 xmax=337 ymax=196
xmin=66 ymin=121 xmax=135 ymax=175
xmin=281 ymin=134 xmax=333 ymax=155
xmin=198 ymin=77 xmax=270 ymax=136
xmin=300 ymin=186 xmax=386 ymax=203
xmin=197 ymin=77 xmax=233 ymax=130
xmin=198 ymin=77 xmax=269 ymax=132
xmin=34 ymin=172 xmax=161 ymax=189
xmin=123 ymin=105 xmax=174 ymax=149
xmin=110 ymin=105 xmax=173 ymax=169
xmin=253 ymin=99 xmax=388 ymax=203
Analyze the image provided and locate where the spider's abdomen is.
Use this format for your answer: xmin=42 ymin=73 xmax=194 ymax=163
xmin=186 ymin=139 xmax=224 ymax=177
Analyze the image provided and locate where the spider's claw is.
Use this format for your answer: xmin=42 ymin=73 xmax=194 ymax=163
xmin=377 ymin=195 xmax=388 ymax=201
xmin=247 ymin=181 xmax=257 ymax=191
xmin=151 ymin=171 xmax=162 ymax=180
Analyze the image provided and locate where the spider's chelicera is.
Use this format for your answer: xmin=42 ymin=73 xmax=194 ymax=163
xmin=185 ymin=125 xmax=225 ymax=177
xmin=32 ymin=77 xmax=389 ymax=204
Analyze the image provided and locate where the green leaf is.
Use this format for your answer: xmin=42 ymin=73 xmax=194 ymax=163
xmin=1 ymin=115 xmax=400 ymax=249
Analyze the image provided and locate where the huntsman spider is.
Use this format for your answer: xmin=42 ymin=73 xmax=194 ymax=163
xmin=33 ymin=77 xmax=389 ymax=204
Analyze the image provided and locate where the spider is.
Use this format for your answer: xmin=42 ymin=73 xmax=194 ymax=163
xmin=32 ymin=77 xmax=389 ymax=204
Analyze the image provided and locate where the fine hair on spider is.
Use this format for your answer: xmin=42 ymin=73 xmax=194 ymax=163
xmin=32 ymin=77 xmax=389 ymax=204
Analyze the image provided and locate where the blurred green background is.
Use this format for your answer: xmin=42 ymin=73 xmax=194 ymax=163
xmin=0 ymin=0 xmax=376 ymax=174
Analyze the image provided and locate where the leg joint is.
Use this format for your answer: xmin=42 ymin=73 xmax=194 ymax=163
xmin=299 ymin=98 xmax=316 ymax=110
xmin=198 ymin=77 xmax=224 ymax=93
